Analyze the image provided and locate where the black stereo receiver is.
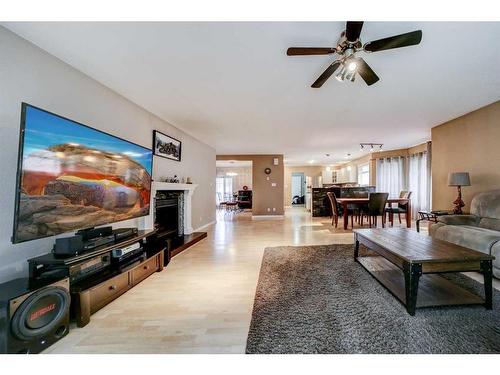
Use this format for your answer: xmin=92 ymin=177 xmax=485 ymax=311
xmin=68 ymin=254 xmax=111 ymax=282
xmin=29 ymin=253 xmax=111 ymax=283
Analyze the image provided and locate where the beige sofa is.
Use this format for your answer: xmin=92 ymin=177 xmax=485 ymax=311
xmin=429 ymin=189 xmax=500 ymax=278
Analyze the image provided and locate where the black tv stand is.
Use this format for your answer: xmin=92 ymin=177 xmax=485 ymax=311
xmin=28 ymin=229 xmax=164 ymax=327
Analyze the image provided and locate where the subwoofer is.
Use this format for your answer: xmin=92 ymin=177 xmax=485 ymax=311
xmin=0 ymin=277 xmax=70 ymax=354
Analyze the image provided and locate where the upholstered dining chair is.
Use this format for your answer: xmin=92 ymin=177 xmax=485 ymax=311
xmin=361 ymin=193 xmax=389 ymax=228
xmin=385 ymin=191 xmax=412 ymax=226
xmin=327 ymin=192 xmax=339 ymax=228
xmin=327 ymin=192 xmax=354 ymax=229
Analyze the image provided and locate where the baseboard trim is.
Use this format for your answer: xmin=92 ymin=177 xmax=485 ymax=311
xmin=251 ymin=215 xmax=285 ymax=220
xmin=193 ymin=220 xmax=216 ymax=232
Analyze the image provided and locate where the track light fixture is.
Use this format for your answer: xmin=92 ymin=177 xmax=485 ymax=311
xmin=360 ymin=143 xmax=383 ymax=152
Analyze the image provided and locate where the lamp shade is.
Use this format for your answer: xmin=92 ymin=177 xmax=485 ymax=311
xmin=448 ymin=172 xmax=471 ymax=186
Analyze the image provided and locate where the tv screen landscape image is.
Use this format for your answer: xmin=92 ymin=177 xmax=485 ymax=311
xmin=12 ymin=104 xmax=153 ymax=243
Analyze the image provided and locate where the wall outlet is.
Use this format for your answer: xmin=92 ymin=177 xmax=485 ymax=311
xmin=271 ymin=182 xmax=277 ymax=187
xmin=266 ymin=176 xmax=270 ymax=181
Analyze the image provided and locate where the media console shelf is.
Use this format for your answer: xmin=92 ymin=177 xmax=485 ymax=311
xmin=29 ymin=229 xmax=164 ymax=327
xmin=71 ymin=250 xmax=164 ymax=327
xmin=28 ymin=229 xmax=208 ymax=327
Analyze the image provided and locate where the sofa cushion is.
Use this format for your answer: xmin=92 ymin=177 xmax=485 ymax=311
xmin=470 ymin=189 xmax=500 ymax=220
xmin=433 ymin=225 xmax=500 ymax=255
xmin=478 ymin=217 xmax=500 ymax=232
xmin=437 ymin=215 xmax=479 ymax=226
xmin=428 ymin=222 xmax=446 ymax=237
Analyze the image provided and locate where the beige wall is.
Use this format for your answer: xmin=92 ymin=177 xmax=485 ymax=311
xmin=0 ymin=27 xmax=216 ymax=282
xmin=216 ymin=166 xmax=252 ymax=191
xmin=284 ymin=166 xmax=324 ymax=206
xmin=431 ymin=101 xmax=500 ymax=211
xmin=217 ymin=155 xmax=284 ymax=216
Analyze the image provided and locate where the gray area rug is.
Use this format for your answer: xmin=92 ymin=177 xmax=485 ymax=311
xmin=246 ymin=244 xmax=500 ymax=354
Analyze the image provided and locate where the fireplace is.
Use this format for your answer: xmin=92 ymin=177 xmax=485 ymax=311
xmin=155 ymin=190 xmax=184 ymax=239
xmin=143 ymin=182 xmax=199 ymax=235
xmin=143 ymin=182 xmax=206 ymax=265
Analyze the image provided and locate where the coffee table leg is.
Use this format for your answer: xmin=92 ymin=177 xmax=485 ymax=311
xmin=480 ymin=260 xmax=493 ymax=310
xmin=354 ymin=237 xmax=359 ymax=261
xmin=403 ymin=262 xmax=422 ymax=316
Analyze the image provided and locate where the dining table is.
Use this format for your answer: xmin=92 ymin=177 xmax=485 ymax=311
xmin=336 ymin=197 xmax=411 ymax=230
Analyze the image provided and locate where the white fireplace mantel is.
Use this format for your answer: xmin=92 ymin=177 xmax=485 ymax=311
xmin=143 ymin=182 xmax=199 ymax=235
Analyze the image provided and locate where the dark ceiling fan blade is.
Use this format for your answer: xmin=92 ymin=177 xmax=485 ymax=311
xmin=355 ymin=57 xmax=379 ymax=86
xmin=311 ymin=61 xmax=341 ymax=88
xmin=364 ymin=30 xmax=422 ymax=52
xmin=345 ymin=21 xmax=364 ymax=42
xmin=287 ymin=47 xmax=336 ymax=56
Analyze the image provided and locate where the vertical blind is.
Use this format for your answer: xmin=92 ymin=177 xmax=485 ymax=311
xmin=376 ymin=145 xmax=432 ymax=220
xmin=376 ymin=156 xmax=405 ymax=198
xmin=408 ymin=151 xmax=431 ymax=219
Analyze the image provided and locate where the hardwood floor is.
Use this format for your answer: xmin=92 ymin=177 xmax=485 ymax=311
xmin=44 ymin=207 xmax=499 ymax=354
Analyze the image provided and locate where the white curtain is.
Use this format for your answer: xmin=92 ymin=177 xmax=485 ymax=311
xmin=408 ymin=152 xmax=431 ymax=219
xmin=376 ymin=157 xmax=405 ymax=198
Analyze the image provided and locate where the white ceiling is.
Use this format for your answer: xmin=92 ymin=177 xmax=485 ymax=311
xmin=4 ymin=22 xmax=500 ymax=165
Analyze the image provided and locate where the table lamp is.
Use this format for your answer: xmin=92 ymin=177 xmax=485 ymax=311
xmin=448 ymin=172 xmax=471 ymax=214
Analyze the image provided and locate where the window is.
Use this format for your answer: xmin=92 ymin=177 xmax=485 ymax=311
xmin=357 ymin=163 xmax=370 ymax=186
xmin=408 ymin=152 xmax=431 ymax=219
xmin=376 ymin=157 xmax=405 ymax=198
xmin=216 ymin=176 xmax=233 ymax=204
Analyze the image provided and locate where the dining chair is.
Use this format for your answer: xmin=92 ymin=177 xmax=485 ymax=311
xmin=327 ymin=192 xmax=354 ymax=229
xmin=385 ymin=191 xmax=412 ymax=226
xmin=361 ymin=193 xmax=389 ymax=228
xmin=217 ymin=192 xmax=227 ymax=210
xmin=327 ymin=192 xmax=339 ymax=228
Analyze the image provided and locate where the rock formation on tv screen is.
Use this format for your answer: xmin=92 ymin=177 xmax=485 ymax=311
xmin=15 ymin=143 xmax=151 ymax=242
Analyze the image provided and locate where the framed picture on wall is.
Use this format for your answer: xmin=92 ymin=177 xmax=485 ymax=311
xmin=153 ymin=130 xmax=182 ymax=162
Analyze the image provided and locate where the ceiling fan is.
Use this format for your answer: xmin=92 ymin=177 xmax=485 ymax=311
xmin=287 ymin=22 xmax=422 ymax=88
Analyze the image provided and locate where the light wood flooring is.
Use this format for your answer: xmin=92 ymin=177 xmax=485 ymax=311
xmin=45 ymin=207 xmax=500 ymax=354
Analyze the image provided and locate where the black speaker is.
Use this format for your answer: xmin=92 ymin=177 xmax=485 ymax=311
xmin=0 ymin=277 xmax=70 ymax=354
xmin=53 ymin=235 xmax=84 ymax=256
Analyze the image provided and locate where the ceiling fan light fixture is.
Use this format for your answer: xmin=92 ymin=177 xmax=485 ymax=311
xmin=335 ymin=65 xmax=346 ymax=81
xmin=287 ymin=22 xmax=423 ymax=88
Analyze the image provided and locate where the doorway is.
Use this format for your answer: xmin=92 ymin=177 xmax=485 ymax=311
xmin=215 ymin=160 xmax=253 ymax=217
xmin=291 ymin=172 xmax=305 ymax=206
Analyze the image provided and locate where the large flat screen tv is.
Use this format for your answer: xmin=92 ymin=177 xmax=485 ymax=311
xmin=12 ymin=103 xmax=153 ymax=243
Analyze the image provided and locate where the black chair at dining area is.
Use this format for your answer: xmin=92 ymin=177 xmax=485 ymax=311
xmin=360 ymin=192 xmax=389 ymax=228
xmin=326 ymin=191 xmax=355 ymax=229
xmin=385 ymin=191 xmax=412 ymax=226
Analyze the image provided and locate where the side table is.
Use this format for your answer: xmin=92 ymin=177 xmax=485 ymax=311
xmin=416 ymin=210 xmax=453 ymax=232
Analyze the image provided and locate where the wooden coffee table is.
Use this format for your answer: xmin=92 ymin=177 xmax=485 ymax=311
xmin=353 ymin=228 xmax=494 ymax=315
